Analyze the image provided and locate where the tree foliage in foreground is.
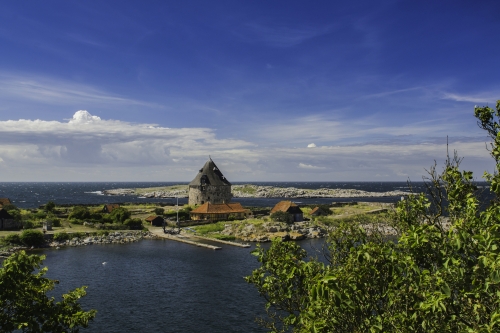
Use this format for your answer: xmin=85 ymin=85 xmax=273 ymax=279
xmin=246 ymin=102 xmax=500 ymax=332
xmin=0 ymin=251 xmax=96 ymax=333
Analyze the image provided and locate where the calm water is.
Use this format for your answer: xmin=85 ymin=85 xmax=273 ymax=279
xmin=37 ymin=239 xmax=326 ymax=333
xmin=0 ymin=181 xmax=431 ymax=209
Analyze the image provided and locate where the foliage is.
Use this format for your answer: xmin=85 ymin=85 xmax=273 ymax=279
xmin=0 ymin=250 xmax=96 ymax=332
xmin=22 ymin=221 xmax=36 ymax=230
xmin=53 ymin=232 xmax=71 ymax=242
xmin=123 ymin=218 xmax=143 ymax=230
xmin=2 ymin=204 xmax=21 ymax=222
xmin=3 ymin=234 xmax=21 ymax=245
xmin=19 ymin=230 xmax=45 ymax=247
xmin=68 ymin=206 xmax=91 ymax=221
xmin=44 ymin=201 xmax=56 ymax=212
xmin=109 ymin=207 xmax=131 ymax=223
xmin=154 ymin=207 xmax=164 ymax=216
xmin=246 ymin=102 xmax=500 ymax=332
xmin=47 ymin=218 xmax=61 ymax=227
xmin=270 ymin=211 xmax=293 ymax=224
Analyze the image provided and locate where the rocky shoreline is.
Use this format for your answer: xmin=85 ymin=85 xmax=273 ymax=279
xmin=220 ymin=221 xmax=328 ymax=242
xmin=0 ymin=231 xmax=159 ymax=257
xmin=104 ymin=184 xmax=409 ymax=199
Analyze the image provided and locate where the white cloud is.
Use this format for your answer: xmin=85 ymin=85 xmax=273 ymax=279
xmin=0 ymin=111 xmax=494 ymax=181
xmin=307 ymin=143 xmax=317 ymax=148
xmin=298 ymin=163 xmax=326 ymax=170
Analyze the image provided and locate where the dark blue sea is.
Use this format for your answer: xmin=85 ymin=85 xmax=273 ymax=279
xmin=0 ymin=181 xmax=431 ymax=209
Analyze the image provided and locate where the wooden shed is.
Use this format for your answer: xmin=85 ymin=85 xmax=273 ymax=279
xmin=145 ymin=215 xmax=164 ymax=226
xmin=270 ymin=201 xmax=304 ymax=222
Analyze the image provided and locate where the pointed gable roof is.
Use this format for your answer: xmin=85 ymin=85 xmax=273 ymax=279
xmin=189 ymin=158 xmax=231 ymax=186
xmin=270 ymin=201 xmax=303 ymax=214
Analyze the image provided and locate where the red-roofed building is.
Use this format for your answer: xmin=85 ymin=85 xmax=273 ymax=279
xmin=270 ymin=201 xmax=304 ymax=222
xmin=190 ymin=202 xmax=251 ymax=221
xmin=102 ymin=204 xmax=120 ymax=213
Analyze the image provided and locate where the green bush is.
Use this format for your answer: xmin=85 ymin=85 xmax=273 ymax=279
xmin=53 ymin=232 xmax=70 ymax=242
xmin=69 ymin=206 xmax=91 ymax=220
xmin=123 ymin=218 xmax=143 ymax=230
xmin=70 ymin=232 xmax=87 ymax=239
xmin=20 ymin=230 xmax=45 ymax=247
xmin=22 ymin=221 xmax=36 ymax=229
xmin=109 ymin=207 xmax=131 ymax=223
xmin=97 ymin=230 xmax=109 ymax=236
xmin=4 ymin=234 xmax=22 ymax=245
xmin=44 ymin=201 xmax=56 ymax=212
xmin=48 ymin=218 xmax=61 ymax=227
xmin=154 ymin=207 xmax=164 ymax=215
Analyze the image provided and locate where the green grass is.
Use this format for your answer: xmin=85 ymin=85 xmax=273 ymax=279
xmin=192 ymin=222 xmax=227 ymax=235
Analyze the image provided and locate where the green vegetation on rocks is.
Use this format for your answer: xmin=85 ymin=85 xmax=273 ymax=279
xmin=245 ymin=101 xmax=500 ymax=332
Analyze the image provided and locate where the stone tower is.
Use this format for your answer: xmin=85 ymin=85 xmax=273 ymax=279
xmin=188 ymin=158 xmax=232 ymax=205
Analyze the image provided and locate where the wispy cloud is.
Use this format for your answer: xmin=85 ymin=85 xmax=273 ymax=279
xmin=0 ymin=73 xmax=162 ymax=108
xmin=442 ymin=92 xmax=500 ymax=104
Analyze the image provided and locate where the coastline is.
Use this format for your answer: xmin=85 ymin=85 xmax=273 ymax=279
xmin=104 ymin=184 xmax=409 ymax=199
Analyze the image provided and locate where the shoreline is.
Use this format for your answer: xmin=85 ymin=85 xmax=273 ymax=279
xmin=103 ymin=184 xmax=409 ymax=199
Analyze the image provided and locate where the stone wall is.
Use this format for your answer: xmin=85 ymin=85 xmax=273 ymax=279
xmin=188 ymin=185 xmax=232 ymax=205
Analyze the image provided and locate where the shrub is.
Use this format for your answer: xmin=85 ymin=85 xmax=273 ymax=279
xmin=48 ymin=218 xmax=61 ymax=227
xmin=22 ymin=221 xmax=36 ymax=229
xmin=97 ymin=230 xmax=109 ymax=236
xmin=4 ymin=234 xmax=22 ymax=245
xmin=44 ymin=201 xmax=56 ymax=212
xmin=124 ymin=218 xmax=143 ymax=230
xmin=20 ymin=230 xmax=45 ymax=247
xmin=154 ymin=207 xmax=164 ymax=216
xmin=70 ymin=232 xmax=87 ymax=239
xmin=53 ymin=232 xmax=71 ymax=242
xmin=69 ymin=206 xmax=91 ymax=220
xmin=109 ymin=207 xmax=131 ymax=223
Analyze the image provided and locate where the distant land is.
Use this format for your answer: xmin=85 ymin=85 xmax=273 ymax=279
xmin=104 ymin=184 xmax=409 ymax=199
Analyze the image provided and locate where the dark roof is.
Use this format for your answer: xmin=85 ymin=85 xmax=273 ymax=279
xmin=189 ymin=158 xmax=231 ymax=186
xmin=0 ymin=198 xmax=11 ymax=206
xmin=270 ymin=201 xmax=303 ymax=214
xmin=0 ymin=208 xmax=13 ymax=219
xmin=145 ymin=215 xmax=163 ymax=222
xmin=191 ymin=202 xmax=245 ymax=214
xmin=310 ymin=206 xmax=328 ymax=215
xmin=103 ymin=204 xmax=120 ymax=212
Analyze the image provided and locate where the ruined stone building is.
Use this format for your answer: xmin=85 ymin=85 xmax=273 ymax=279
xmin=189 ymin=158 xmax=232 ymax=205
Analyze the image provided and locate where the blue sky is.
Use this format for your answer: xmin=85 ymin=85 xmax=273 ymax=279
xmin=0 ymin=0 xmax=499 ymax=181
